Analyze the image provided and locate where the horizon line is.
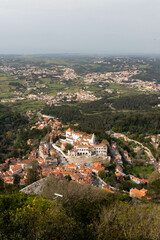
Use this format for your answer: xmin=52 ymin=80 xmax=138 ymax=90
xmin=0 ymin=52 xmax=160 ymax=58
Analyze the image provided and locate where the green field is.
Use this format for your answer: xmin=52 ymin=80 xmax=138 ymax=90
xmin=0 ymin=73 xmax=25 ymax=98
xmin=8 ymin=100 xmax=46 ymax=113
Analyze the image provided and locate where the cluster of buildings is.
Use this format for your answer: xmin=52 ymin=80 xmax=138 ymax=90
xmin=61 ymin=128 xmax=108 ymax=157
xmin=1 ymin=88 xmax=100 ymax=105
xmin=110 ymin=142 xmax=149 ymax=189
xmin=38 ymin=141 xmax=58 ymax=166
xmin=83 ymin=70 xmax=138 ymax=85
xmin=0 ymin=109 xmax=155 ymax=199
xmin=62 ymin=68 xmax=79 ymax=81
xmin=1 ymin=58 xmax=160 ymax=106
xmin=42 ymin=161 xmax=105 ymax=186
xmin=0 ymin=64 xmax=62 ymax=81
xmin=0 ymin=157 xmax=32 ymax=185
xmin=31 ymin=114 xmax=63 ymax=134
xmin=83 ymin=69 xmax=160 ymax=93
xmin=45 ymin=163 xmax=92 ymax=184
xmin=110 ymin=142 xmax=126 ymax=180
xmin=0 ymin=112 xmax=109 ymax=188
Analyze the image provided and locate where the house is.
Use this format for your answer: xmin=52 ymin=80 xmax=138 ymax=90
xmin=151 ymin=135 xmax=157 ymax=143
xmin=19 ymin=178 xmax=26 ymax=186
xmin=92 ymin=162 xmax=104 ymax=174
xmin=39 ymin=142 xmax=50 ymax=162
xmin=72 ymin=173 xmax=83 ymax=182
xmin=113 ymin=133 xmax=124 ymax=139
xmin=93 ymin=143 xmax=108 ymax=156
xmin=130 ymin=188 xmax=147 ymax=199
xmin=56 ymin=166 xmax=64 ymax=172
xmin=52 ymin=170 xmax=63 ymax=178
xmin=28 ymin=150 xmax=37 ymax=160
xmin=115 ymin=172 xmax=123 ymax=180
xmin=124 ymin=151 xmax=128 ymax=158
xmin=65 ymin=128 xmax=95 ymax=145
xmin=36 ymin=158 xmax=44 ymax=166
xmin=126 ymin=157 xmax=132 ymax=164
xmin=68 ymin=143 xmax=107 ymax=157
xmin=124 ymin=136 xmax=128 ymax=141
xmin=66 ymin=163 xmax=77 ymax=172
xmin=131 ymin=176 xmax=148 ymax=185
xmin=64 ymin=129 xmax=108 ymax=157
xmin=115 ymin=165 xmax=123 ymax=173
xmin=62 ymin=171 xmax=73 ymax=177
xmin=78 ymin=165 xmax=85 ymax=172
xmin=27 ymin=139 xmax=34 ymax=146
xmin=9 ymin=164 xmax=23 ymax=175
xmin=75 ymin=145 xmax=94 ymax=156
xmin=114 ymin=155 xmax=123 ymax=166
xmin=84 ymin=176 xmax=91 ymax=184
xmin=50 ymin=149 xmax=58 ymax=157
xmin=4 ymin=177 xmax=14 ymax=184
xmin=5 ymin=158 xmax=18 ymax=164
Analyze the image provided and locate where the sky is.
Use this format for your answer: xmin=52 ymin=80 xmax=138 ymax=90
xmin=0 ymin=0 xmax=160 ymax=55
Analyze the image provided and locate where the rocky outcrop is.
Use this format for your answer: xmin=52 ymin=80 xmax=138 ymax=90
xmin=20 ymin=178 xmax=47 ymax=195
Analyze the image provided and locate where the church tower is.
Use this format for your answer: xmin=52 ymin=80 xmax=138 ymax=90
xmin=90 ymin=133 xmax=95 ymax=145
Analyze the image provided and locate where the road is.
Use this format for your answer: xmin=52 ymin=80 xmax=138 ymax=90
xmin=127 ymin=137 xmax=156 ymax=161
xmin=110 ymin=132 xmax=156 ymax=161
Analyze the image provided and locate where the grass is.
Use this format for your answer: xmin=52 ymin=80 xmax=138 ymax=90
xmin=131 ymin=165 xmax=154 ymax=178
xmin=139 ymin=65 xmax=150 ymax=69
xmin=108 ymin=83 xmax=143 ymax=97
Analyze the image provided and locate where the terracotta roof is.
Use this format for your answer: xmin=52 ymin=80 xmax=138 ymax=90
xmin=115 ymin=172 xmax=123 ymax=177
xmin=66 ymin=128 xmax=73 ymax=132
xmin=79 ymin=165 xmax=85 ymax=171
xmin=10 ymin=165 xmax=22 ymax=173
xmin=116 ymin=165 xmax=123 ymax=170
xmin=66 ymin=163 xmax=77 ymax=170
xmin=76 ymin=145 xmax=90 ymax=148
xmin=4 ymin=177 xmax=13 ymax=183
xmin=130 ymin=188 xmax=147 ymax=198
xmin=94 ymin=143 xmax=107 ymax=147
xmin=92 ymin=166 xmax=104 ymax=171
xmin=63 ymin=171 xmax=73 ymax=175
xmin=20 ymin=178 xmax=26 ymax=183
xmin=57 ymin=166 xmax=64 ymax=171
xmin=93 ymin=162 xmax=102 ymax=168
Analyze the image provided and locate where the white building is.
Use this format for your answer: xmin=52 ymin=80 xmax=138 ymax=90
xmin=64 ymin=129 xmax=107 ymax=157
xmin=65 ymin=128 xmax=95 ymax=145
xmin=94 ymin=144 xmax=108 ymax=156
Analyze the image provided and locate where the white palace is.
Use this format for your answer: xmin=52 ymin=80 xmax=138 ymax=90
xmin=61 ymin=128 xmax=108 ymax=157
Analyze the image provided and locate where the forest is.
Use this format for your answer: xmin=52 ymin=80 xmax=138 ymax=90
xmin=42 ymin=96 xmax=160 ymax=141
xmin=111 ymin=94 xmax=159 ymax=110
xmin=0 ymin=104 xmax=28 ymax=162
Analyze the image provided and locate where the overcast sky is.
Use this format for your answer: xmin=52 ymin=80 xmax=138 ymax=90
xmin=0 ymin=0 xmax=160 ymax=55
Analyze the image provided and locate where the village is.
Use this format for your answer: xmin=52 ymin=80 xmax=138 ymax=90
xmin=0 ymin=58 xmax=160 ymax=105
xmin=0 ymin=112 xmax=159 ymax=199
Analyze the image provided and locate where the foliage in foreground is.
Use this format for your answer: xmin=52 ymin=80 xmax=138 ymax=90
xmin=1 ymin=177 xmax=160 ymax=240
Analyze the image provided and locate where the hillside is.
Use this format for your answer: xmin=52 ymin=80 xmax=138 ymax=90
xmin=0 ymin=177 xmax=160 ymax=240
